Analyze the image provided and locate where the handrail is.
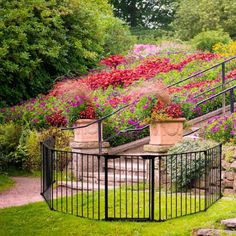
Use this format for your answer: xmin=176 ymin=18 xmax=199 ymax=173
xmin=194 ymin=78 xmax=236 ymax=99
xmin=61 ymin=104 xmax=130 ymax=130
xmin=197 ymin=84 xmax=236 ymax=113
xmin=167 ymin=55 xmax=236 ymax=88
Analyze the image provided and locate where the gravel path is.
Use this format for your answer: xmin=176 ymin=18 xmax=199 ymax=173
xmin=0 ymin=177 xmax=42 ymax=209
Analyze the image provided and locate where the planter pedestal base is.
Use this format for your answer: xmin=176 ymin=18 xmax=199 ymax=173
xmin=70 ymin=141 xmax=110 ymax=154
xmin=143 ymin=144 xmax=172 ymax=153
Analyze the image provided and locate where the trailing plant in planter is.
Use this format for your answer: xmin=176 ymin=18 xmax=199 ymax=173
xmin=145 ymin=100 xmax=183 ymax=123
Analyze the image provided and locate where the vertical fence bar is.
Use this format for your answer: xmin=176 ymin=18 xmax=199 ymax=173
xmin=71 ymin=152 xmax=73 ymax=215
xmin=98 ymin=155 xmax=101 ymax=220
xmin=151 ymin=157 xmax=155 ymax=221
xmin=114 ymin=158 xmax=116 ymax=219
xmin=204 ymin=150 xmax=208 ymax=210
xmin=143 ymin=158 xmax=145 ymax=218
xmin=51 ymin=149 xmax=54 ymax=210
xmin=104 ymin=156 xmax=108 ymax=220
xmin=159 ymin=156 xmax=162 ymax=221
xmin=40 ymin=142 xmax=43 ymax=195
xmin=230 ymin=88 xmax=235 ymax=113
xmin=98 ymin=120 xmax=102 ymax=155
xmin=219 ymin=144 xmax=222 ymax=198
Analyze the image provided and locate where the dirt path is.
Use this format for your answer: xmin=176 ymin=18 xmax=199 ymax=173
xmin=0 ymin=177 xmax=42 ymax=209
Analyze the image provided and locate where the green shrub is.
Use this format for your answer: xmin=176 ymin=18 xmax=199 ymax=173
xmin=192 ymin=30 xmax=231 ymax=52
xmin=0 ymin=122 xmax=72 ymax=172
xmin=0 ymin=0 xmax=133 ymax=107
xmin=168 ymin=138 xmax=216 ymax=189
xmin=103 ymin=17 xmax=136 ymax=55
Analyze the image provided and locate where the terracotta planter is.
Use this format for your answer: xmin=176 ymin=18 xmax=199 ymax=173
xmin=149 ymin=118 xmax=186 ymax=146
xmin=74 ymin=119 xmax=102 ymax=143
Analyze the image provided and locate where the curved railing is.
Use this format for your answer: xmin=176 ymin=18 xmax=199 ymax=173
xmin=41 ymin=138 xmax=222 ymax=221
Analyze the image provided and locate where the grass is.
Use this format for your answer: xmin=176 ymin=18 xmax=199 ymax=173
xmin=0 ymin=184 xmax=236 ymax=236
xmin=51 ymin=188 xmax=208 ymax=221
xmin=0 ymin=174 xmax=15 ymax=193
xmin=0 ymin=198 xmax=235 ymax=236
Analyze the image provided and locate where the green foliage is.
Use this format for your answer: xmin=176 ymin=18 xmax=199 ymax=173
xmin=168 ymin=138 xmax=216 ymax=189
xmin=0 ymin=0 xmax=133 ymax=107
xmin=0 ymin=122 xmax=72 ymax=172
xmin=103 ymin=17 xmax=136 ymax=55
xmin=0 ymin=174 xmax=15 ymax=193
xmin=0 ymin=122 xmax=22 ymax=157
xmin=192 ymin=30 xmax=231 ymax=52
xmin=174 ymin=0 xmax=236 ymax=40
xmin=110 ymin=0 xmax=178 ymax=29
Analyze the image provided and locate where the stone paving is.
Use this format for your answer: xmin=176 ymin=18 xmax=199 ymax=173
xmin=0 ymin=177 xmax=42 ymax=208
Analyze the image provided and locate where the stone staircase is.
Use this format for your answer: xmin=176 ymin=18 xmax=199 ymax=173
xmin=193 ymin=218 xmax=236 ymax=235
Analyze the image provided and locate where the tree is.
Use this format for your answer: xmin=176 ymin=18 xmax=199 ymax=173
xmin=110 ymin=0 xmax=178 ymax=29
xmin=0 ymin=0 xmax=134 ymax=107
xmin=174 ymin=0 xmax=236 ymax=40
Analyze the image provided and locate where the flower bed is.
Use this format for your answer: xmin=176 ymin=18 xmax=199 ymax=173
xmin=1 ymin=43 xmax=236 ymax=148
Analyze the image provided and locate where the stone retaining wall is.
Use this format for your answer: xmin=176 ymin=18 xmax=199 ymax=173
xmin=222 ymin=146 xmax=236 ymax=195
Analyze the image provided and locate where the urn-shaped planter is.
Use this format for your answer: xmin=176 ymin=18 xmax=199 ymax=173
xmin=74 ymin=119 xmax=102 ymax=143
xmin=149 ymin=118 xmax=186 ymax=146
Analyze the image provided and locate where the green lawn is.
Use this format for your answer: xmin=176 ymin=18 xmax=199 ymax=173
xmin=0 ymin=198 xmax=235 ymax=236
xmin=0 ymin=174 xmax=15 ymax=193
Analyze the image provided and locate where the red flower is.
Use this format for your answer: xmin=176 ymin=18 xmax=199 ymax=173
xmin=152 ymin=101 xmax=183 ymax=118
xmin=100 ymin=55 xmax=126 ymax=69
xmin=79 ymin=105 xmax=97 ymax=119
xmin=46 ymin=111 xmax=67 ymax=127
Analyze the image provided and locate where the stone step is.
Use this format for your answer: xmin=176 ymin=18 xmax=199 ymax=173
xmin=79 ymin=172 xmax=148 ymax=184
xmin=193 ymin=229 xmax=236 ymax=236
xmin=58 ymin=181 xmax=114 ymax=190
xmin=107 ymin=162 xmax=146 ymax=172
xmin=221 ymin=218 xmax=236 ymax=229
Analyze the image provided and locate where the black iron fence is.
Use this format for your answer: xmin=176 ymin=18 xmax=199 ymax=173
xmin=41 ymin=138 xmax=222 ymax=221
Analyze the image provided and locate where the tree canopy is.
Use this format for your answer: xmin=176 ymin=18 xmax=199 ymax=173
xmin=110 ymin=0 xmax=178 ymax=29
xmin=0 ymin=0 xmax=134 ymax=107
xmin=174 ymin=0 xmax=236 ymax=40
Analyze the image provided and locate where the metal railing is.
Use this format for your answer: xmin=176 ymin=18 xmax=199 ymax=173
xmin=197 ymin=84 xmax=236 ymax=113
xmin=41 ymin=138 xmax=222 ymax=221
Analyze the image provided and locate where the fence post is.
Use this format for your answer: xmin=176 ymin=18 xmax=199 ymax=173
xmin=50 ymin=149 xmax=54 ymax=210
xmin=40 ymin=142 xmax=43 ymax=195
xmin=230 ymin=88 xmax=235 ymax=113
xmin=204 ymin=150 xmax=208 ymax=211
xmin=150 ymin=157 xmax=155 ymax=221
xmin=222 ymin=62 xmax=226 ymax=115
xmin=219 ymin=144 xmax=223 ymax=198
xmin=98 ymin=120 xmax=102 ymax=155
xmin=104 ymin=156 xmax=108 ymax=220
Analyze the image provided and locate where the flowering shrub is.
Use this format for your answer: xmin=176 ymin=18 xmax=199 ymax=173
xmin=213 ymin=41 xmax=236 ymax=57
xmin=1 ymin=45 xmax=232 ymax=148
xmin=204 ymin=114 xmax=236 ymax=144
xmin=46 ymin=111 xmax=67 ymax=127
xmin=99 ymin=55 xmax=126 ymax=69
